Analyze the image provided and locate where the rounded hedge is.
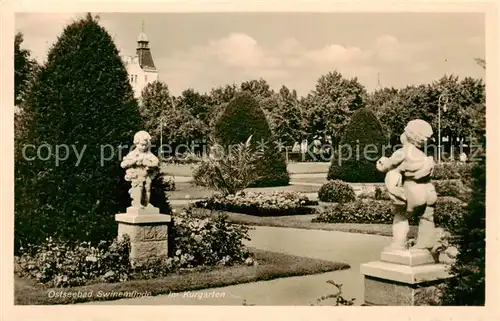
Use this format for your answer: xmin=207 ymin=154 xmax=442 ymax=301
xmin=213 ymin=91 xmax=289 ymax=187
xmin=318 ymin=180 xmax=356 ymax=203
xmin=328 ymin=108 xmax=387 ymax=182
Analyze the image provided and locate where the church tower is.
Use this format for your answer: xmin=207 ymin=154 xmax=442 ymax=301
xmin=122 ymin=22 xmax=159 ymax=99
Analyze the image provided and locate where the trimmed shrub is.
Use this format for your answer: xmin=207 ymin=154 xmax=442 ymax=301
xmin=327 ymin=108 xmax=387 ymax=183
xmin=434 ymin=179 xmax=472 ymax=202
xmin=433 ymin=161 xmax=474 ymax=180
xmin=194 ymin=191 xmax=318 ymax=216
xmin=213 ymin=91 xmax=289 ymax=187
xmin=313 ymin=197 xmax=466 ymax=229
xmin=14 ymin=14 xmax=143 ymax=252
xmin=318 ymin=180 xmax=356 ymax=203
xmin=441 ymin=154 xmax=485 ymax=305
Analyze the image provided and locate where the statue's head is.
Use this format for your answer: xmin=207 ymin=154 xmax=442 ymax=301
xmin=401 ymin=119 xmax=433 ymax=149
xmin=133 ymin=130 xmax=152 ymax=153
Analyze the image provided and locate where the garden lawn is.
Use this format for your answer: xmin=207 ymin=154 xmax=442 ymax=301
xmin=14 ymin=248 xmax=349 ymax=305
xmin=190 ymin=208 xmax=418 ymax=237
xmin=287 ymin=162 xmax=330 ymax=174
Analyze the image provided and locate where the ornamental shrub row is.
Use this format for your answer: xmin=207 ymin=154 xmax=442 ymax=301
xmin=434 ymin=179 xmax=473 ymax=202
xmin=312 ymin=197 xmax=467 ymax=231
xmin=194 ymin=191 xmax=318 ymax=216
xmin=432 ymin=162 xmax=475 ymax=180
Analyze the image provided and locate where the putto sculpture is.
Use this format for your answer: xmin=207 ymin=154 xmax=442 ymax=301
xmin=121 ymin=130 xmax=159 ymax=209
xmin=376 ymin=119 xmax=437 ymax=251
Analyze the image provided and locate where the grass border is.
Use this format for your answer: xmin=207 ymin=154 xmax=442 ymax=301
xmin=15 ymin=248 xmax=349 ymax=305
xmin=189 ymin=208 xmax=419 ymax=237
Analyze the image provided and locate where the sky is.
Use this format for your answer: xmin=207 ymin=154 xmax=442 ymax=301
xmin=15 ymin=12 xmax=485 ymax=97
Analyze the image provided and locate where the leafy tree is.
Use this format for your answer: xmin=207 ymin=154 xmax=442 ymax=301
xmin=213 ymin=91 xmax=289 ymax=187
xmin=240 ymin=78 xmax=274 ymax=102
xmin=267 ymin=85 xmax=306 ymax=145
xmin=303 ymin=71 xmax=367 ymax=144
xmin=328 ymin=108 xmax=387 ymax=182
xmin=140 ymin=80 xmax=173 ymax=139
xmin=15 ymin=14 xmax=144 ymax=251
xmin=176 ymin=88 xmax=211 ymax=122
xmin=375 ymin=75 xmax=485 ymax=150
xmin=14 ymin=32 xmax=37 ymax=106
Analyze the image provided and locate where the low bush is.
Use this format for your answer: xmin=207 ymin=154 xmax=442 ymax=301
xmin=169 ymin=209 xmax=252 ymax=268
xmin=15 ymin=209 xmax=253 ymax=287
xmin=434 ymin=179 xmax=472 ymax=202
xmin=313 ymin=197 xmax=467 ymax=230
xmin=318 ymin=180 xmax=356 ymax=203
xmin=433 ymin=162 xmax=474 ymax=180
xmin=194 ymin=191 xmax=318 ymax=216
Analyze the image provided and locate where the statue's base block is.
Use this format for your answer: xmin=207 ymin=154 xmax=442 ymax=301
xmin=115 ymin=207 xmax=171 ymax=267
xmin=361 ymin=249 xmax=452 ymax=306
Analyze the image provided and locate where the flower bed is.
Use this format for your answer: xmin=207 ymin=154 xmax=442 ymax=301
xmin=15 ymin=210 xmax=252 ymax=288
xmin=313 ymin=197 xmax=466 ymax=230
xmin=194 ymin=191 xmax=318 ymax=216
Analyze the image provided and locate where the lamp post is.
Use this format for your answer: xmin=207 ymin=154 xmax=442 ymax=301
xmin=438 ymin=90 xmax=449 ymax=163
xmin=159 ymin=118 xmax=165 ymax=159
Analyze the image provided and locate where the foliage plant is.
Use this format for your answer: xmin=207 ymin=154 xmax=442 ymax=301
xmin=193 ymin=136 xmax=264 ymax=195
xmin=195 ymin=191 xmax=318 ymax=216
xmin=327 ymin=108 xmax=387 ymax=183
xmin=318 ymin=180 xmax=356 ymax=203
xmin=14 ymin=14 xmax=143 ymax=252
xmin=213 ymin=90 xmax=290 ymax=187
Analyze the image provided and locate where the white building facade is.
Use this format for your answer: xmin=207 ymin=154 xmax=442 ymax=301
xmin=121 ymin=31 xmax=158 ymax=99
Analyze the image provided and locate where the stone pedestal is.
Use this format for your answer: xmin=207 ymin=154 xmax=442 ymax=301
xmin=360 ymin=249 xmax=451 ymax=306
xmin=115 ymin=206 xmax=171 ymax=267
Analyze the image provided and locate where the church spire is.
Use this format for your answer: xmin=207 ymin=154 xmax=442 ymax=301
xmin=136 ymin=22 xmax=156 ymax=70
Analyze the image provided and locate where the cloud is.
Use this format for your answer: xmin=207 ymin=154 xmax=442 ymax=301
xmin=373 ymin=34 xmax=426 ymax=63
xmin=304 ymin=44 xmax=371 ymax=64
xmin=206 ymin=33 xmax=265 ymax=68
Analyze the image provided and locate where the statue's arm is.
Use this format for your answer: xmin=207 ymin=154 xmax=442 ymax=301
xmin=377 ymin=149 xmax=405 ymax=173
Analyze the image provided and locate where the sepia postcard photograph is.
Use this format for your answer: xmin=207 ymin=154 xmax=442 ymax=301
xmin=2 ymin=1 xmax=499 ymax=320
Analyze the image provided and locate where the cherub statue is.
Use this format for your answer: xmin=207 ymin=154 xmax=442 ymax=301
xmin=121 ymin=131 xmax=159 ymax=209
xmin=376 ymin=119 xmax=437 ymax=251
